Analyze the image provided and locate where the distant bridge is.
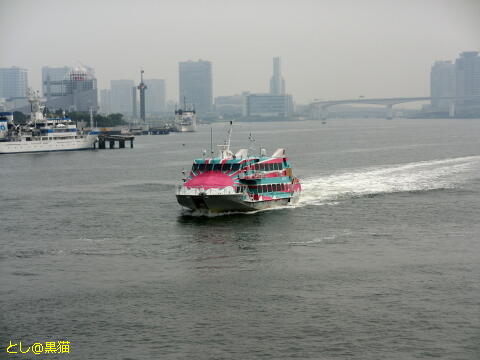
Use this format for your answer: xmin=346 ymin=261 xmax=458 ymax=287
xmin=310 ymin=96 xmax=480 ymax=120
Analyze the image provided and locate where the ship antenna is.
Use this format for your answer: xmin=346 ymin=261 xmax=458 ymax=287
xmin=248 ymin=132 xmax=255 ymax=156
xmin=210 ymin=126 xmax=213 ymax=155
xmin=226 ymin=120 xmax=233 ymax=152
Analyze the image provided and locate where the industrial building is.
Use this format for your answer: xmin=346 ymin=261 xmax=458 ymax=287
xmin=244 ymin=93 xmax=293 ymax=117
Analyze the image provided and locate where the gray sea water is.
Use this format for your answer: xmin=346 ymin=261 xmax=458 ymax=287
xmin=1 ymin=118 xmax=480 ymax=359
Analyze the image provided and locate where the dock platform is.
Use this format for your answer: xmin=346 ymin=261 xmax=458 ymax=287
xmin=95 ymin=134 xmax=135 ymax=149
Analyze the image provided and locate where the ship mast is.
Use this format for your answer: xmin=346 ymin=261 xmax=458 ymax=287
xmin=226 ymin=120 xmax=233 ymax=152
xmin=217 ymin=120 xmax=234 ymax=159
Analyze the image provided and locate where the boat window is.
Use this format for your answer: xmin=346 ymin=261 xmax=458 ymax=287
xmin=198 ymin=164 xmax=206 ymax=171
xmin=266 ymin=184 xmax=271 ymax=192
xmin=223 ymin=163 xmax=231 ymax=171
xmin=213 ymin=164 xmax=222 ymax=171
xmin=273 ymin=163 xmax=279 ymax=171
xmin=231 ymin=163 xmax=240 ymax=171
xmin=278 ymin=163 xmax=283 ymax=170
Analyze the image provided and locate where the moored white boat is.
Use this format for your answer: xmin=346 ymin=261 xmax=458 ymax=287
xmin=0 ymin=90 xmax=97 ymax=154
xmin=174 ymin=101 xmax=196 ymax=132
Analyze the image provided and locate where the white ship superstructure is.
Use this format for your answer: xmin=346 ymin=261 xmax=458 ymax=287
xmin=0 ymin=90 xmax=97 ymax=154
xmin=175 ymin=102 xmax=197 ymax=132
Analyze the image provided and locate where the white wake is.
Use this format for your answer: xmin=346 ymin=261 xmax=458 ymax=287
xmin=299 ymin=156 xmax=480 ymax=206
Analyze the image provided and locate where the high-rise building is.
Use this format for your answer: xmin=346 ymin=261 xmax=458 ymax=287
xmin=145 ymin=79 xmax=166 ymax=114
xmin=455 ymin=51 xmax=480 ymax=106
xmin=110 ymin=80 xmax=135 ymax=115
xmin=270 ymin=57 xmax=285 ymax=95
xmin=430 ymin=61 xmax=455 ymax=110
xmin=42 ymin=66 xmax=71 ymax=98
xmin=0 ymin=67 xmax=28 ymax=99
xmin=179 ymin=60 xmax=212 ymax=114
xmin=99 ymin=89 xmax=111 ymax=114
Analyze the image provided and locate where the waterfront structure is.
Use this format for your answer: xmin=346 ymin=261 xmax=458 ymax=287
xmin=144 ymin=79 xmax=166 ymax=114
xmin=44 ymin=66 xmax=98 ymax=112
xmin=455 ymin=51 xmax=480 ymax=107
xmin=111 ymin=80 xmax=135 ymax=116
xmin=0 ymin=67 xmax=28 ymax=99
xmin=99 ymin=89 xmax=111 ymax=114
xmin=430 ymin=61 xmax=455 ymax=110
xmin=174 ymin=102 xmax=196 ymax=132
xmin=244 ymin=93 xmax=293 ymax=117
xmin=179 ymin=60 xmax=213 ymax=114
xmin=0 ymin=89 xmax=97 ymax=154
xmin=270 ymin=57 xmax=285 ymax=95
xmin=42 ymin=66 xmax=71 ymax=98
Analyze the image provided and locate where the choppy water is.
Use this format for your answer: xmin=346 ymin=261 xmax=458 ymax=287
xmin=1 ymin=118 xmax=480 ymax=359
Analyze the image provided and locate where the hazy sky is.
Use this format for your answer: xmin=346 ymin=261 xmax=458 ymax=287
xmin=1 ymin=0 xmax=479 ymax=103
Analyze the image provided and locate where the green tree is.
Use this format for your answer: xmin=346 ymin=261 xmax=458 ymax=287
xmin=13 ymin=111 xmax=28 ymax=124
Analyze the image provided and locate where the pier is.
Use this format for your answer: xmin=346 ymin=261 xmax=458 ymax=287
xmin=95 ymin=134 xmax=135 ymax=149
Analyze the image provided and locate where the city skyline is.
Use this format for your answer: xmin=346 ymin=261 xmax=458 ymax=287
xmin=1 ymin=0 xmax=478 ymax=103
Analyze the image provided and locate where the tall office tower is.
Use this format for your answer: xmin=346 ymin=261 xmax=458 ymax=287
xmin=179 ymin=60 xmax=212 ymax=113
xmin=110 ymin=80 xmax=135 ymax=115
xmin=145 ymin=79 xmax=166 ymax=114
xmin=455 ymin=51 xmax=480 ymax=106
xmin=0 ymin=67 xmax=28 ymax=99
xmin=99 ymin=89 xmax=111 ymax=114
xmin=269 ymin=57 xmax=285 ymax=95
xmin=430 ymin=61 xmax=455 ymax=110
xmin=42 ymin=66 xmax=71 ymax=98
